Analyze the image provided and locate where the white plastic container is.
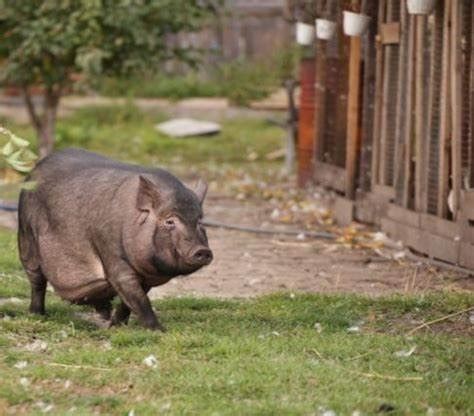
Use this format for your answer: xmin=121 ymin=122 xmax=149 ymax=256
xmin=315 ymin=18 xmax=337 ymax=40
xmin=343 ymin=11 xmax=371 ymax=36
xmin=296 ymin=22 xmax=315 ymax=45
xmin=406 ymin=0 xmax=436 ymax=15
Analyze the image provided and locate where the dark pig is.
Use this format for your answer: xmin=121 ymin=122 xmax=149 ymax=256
xmin=18 ymin=148 xmax=213 ymax=330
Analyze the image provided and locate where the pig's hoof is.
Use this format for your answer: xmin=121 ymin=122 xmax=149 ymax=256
xmin=157 ymin=324 xmax=167 ymax=332
xmin=29 ymin=307 xmax=46 ymax=316
xmin=143 ymin=320 xmax=166 ymax=332
xmin=110 ymin=318 xmax=129 ymax=327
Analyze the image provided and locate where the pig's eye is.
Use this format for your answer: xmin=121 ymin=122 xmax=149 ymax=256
xmin=164 ymin=218 xmax=176 ymax=229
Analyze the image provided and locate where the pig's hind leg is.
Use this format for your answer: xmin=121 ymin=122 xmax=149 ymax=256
xmin=27 ymin=267 xmax=47 ymax=315
xmin=92 ymin=299 xmax=113 ymax=321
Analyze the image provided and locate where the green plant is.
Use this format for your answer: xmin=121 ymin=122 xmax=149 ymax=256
xmin=0 ymin=125 xmax=36 ymax=173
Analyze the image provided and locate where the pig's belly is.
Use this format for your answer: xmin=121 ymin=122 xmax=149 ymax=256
xmin=52 ymin=277 xmax=114 ymax=304
xmin=38 ymin=234 xmax=112 ymax=303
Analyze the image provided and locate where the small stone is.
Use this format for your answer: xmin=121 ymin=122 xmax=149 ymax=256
xmin=155 ymin=118 xmax=221 ymax=138
xmin=143 ymin=354 xmax=159 ymax=369
xmin=19 ymin=377 xmax=30 ymax=387
xmin=24 ymin=339 xmax=48 ymax=352
xmin=14 ymin=361 xmax=28 ymax=369
xmin=347 ymin=326 xmax=360 ymax=333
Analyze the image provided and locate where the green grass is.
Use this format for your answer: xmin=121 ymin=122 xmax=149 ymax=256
xmin=0 ymin=228 xmax=473 ymax=415
xmin=93 ymin=48 xmax=301 ymax=105
xmin=0 ymin=103 xmax=285 ymax=183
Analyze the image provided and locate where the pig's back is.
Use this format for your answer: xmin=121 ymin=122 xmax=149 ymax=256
xmin=32 ymin=147 xmax=181 ymax=187
xmin=23 ymin=148 xmax=188 ymax=231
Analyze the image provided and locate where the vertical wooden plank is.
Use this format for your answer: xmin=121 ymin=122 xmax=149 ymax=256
xmin=450 ymin=0 xmax=462 ymax=220
xmin=297 ymin=58 xmax=316 ymax=187
xmin=415 ymin=15 xmax=426 ymax=212
xmin=313 ymin=39 xmax=327 ymax=163
xmin=378 ymin=31 xmax=391 ymax=185
xmin=345 ymin=36 xmax=362 ymax=198
xmin=471 ymin=1 xmax=474 ymax=188
xmin=393 ymin=1 xmax=408 ymax=203
xmin=437 ymin=0 xmax=451 ymax=218
xmin=402 ymin=14 xmax=416 ymax=208
xmin=425 ymin=3 xmax=445 ymax=215
xmin=370 ymin=0 xmax=386 ymax=188
xmin=358 ymin=0 xmax=379 ymax=192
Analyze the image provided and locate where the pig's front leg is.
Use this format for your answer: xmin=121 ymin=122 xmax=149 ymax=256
xmin=111 ymin=284 xmax=152 ymax=327
xmin=106 ymin=262 xmax=165 ymax=331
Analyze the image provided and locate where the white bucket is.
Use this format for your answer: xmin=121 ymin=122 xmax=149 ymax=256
xmin=315 ymin=19 xmax=337 ymax=40
xmin=296 ymin=22 xmax=315 ymax=45
xmin=343 ymin=11 xmax=371 ymax=36
xmin=406 ymin=0 xmax=436 ymax=15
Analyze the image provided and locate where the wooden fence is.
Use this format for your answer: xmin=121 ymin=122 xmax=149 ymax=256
xmin=306 ymin=0 xmax=474 ymax=268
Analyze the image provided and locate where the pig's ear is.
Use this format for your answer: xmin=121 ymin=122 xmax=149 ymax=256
xmin=137 ymin=176 xmax=162 ymax=211
xmin=193 ymin=179 xmax=208 ymax=205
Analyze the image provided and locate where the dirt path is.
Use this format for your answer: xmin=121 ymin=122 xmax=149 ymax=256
xmin=151 ymin=195 xmax=473 ymax=299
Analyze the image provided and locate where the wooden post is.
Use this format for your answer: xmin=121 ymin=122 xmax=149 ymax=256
xmin=414 ymin=15 xmax=426 ymax=212
xmin=437 ymin=0 xmax=451 ymax=218
xmin=370 ymin=0 xmax=387 ymax=188
xmin=297 ymin=57 xmax=316 ymax=187
xmin=402 ymin=14 xmax=416 ymax=208
xmin=313 ymin=39 xmax=327 ymax=168
xmin=393 ymin=1 xmax=407 ymax=204
xmin=345 ymin=36 xmax=362 ymax=199
xmin=450 ymin=0 xmax=462 ymax=220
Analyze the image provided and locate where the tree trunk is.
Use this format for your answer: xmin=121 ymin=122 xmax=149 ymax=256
xmin=22 ymin=86 xmax=60 ymax=159
xmin=38 ymin=90 xmax=60 ymax=158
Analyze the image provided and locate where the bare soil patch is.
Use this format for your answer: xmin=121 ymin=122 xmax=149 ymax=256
xmin=152 ymin=194 xmax=474 ymax=299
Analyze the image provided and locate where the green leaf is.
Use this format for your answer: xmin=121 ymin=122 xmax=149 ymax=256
xmin=21 ymin=149 xmax=37 ymax=162
xmin=1 ymin=140 xmax=14 ymax=156
xmin=10 ymin=134 xmax=30 ymax=148
xmin=6 ymin=149 xmax=23 ymax=163
xmin=20 ymin=180 xmax=38 ymax=190
xmin=8 ymin=160 xmax=33 ymax=173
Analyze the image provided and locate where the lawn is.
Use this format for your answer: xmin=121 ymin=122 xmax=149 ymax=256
xmin=1 ymin=105 xmax=473 ymax=415
xmin=0 ymin=103 xmax=286 ymax=187
xmin=0 ymin=228 xmax=472 ymax=415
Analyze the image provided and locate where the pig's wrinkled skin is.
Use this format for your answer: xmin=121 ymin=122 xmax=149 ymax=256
xmin=18 ymin=148 xmax=213 ymax=330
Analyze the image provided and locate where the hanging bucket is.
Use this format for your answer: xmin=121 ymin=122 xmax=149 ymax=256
xmin=296 ymin=22 xmax=315 ymax=45
xmin=343 ymin=11 xmax=371 ymax=36
xmin=406 ymin=0 xmax=436 ymax=15
xmin=315 ymin=19 xmax=337 ymax=40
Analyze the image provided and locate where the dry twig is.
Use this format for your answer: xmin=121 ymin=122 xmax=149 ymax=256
xmin=46 ymin=362 xmax=111 ymax=371
xmin=406 ymin=306 xmax=474 ymax=336
xmin=307 ymin=349 xmax=423 ymax=382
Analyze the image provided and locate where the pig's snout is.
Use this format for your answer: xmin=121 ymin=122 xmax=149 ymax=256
xmin=191 ymin=247 xmax=213 ymax=266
